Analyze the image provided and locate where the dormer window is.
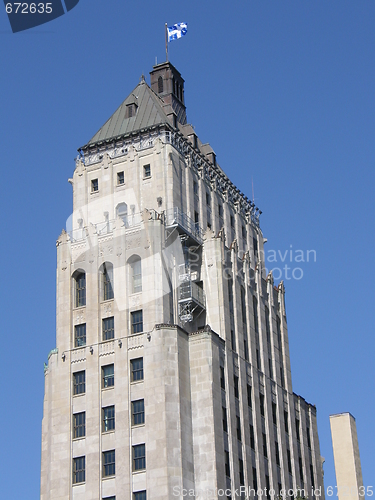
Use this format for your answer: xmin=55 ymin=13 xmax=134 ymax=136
xmin=126 ymin=103 xmax=138 ymax=119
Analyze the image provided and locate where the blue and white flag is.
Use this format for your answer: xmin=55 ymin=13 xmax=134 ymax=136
xmin=167 ymin=22 xmax=188 ymax=42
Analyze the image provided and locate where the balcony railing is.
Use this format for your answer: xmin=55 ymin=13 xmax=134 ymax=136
xmin=165 ymin=207 xmax=203 ymax=243
xmin=179 ymin=281 xmax=205 ymax=309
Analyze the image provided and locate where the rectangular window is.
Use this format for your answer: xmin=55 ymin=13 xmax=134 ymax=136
xmin=73 ymin=412 xmax=85 ymax=439
xmin=296 ymin=419 xmax=300 ymax=441
xmin=247 ymin=384 xmax=252 ymax=407
xmin=222 ymin=407 xmax=228 ymax=433
xmin=103 ymin=450 xmax=115 ymax=477
xmin=231 ymin=330 xmax=235 ymax=351
xmin=253 ymin=237 xmax=258 ymax=257
xmin=287 ymin=449 xmax=292 ymax=474
xmin=236 ymin=415 xmax=242 ymax=441
xmin=239 ymin=459 xmax=244 ymax=486
xmin=275 ymin=441 xmax=280 ymax=466
xmin=262 ymin=432 xmax=268 ymax=457
xmin=230 ymin=215 xmax=234 ymax=227
xmin=131 ymin=357 xmax=143 ymax=382
xmin=133 ymin=444 xmax=146 ymax=471
xmin=74 ymin=323 xmax=86 ymax=347
xmin=206 ymin=192 xmax=211 ymax=207
xmin=131 ymin=310 xmax=143 ymax=334
xmin=269 ymin=358 xmax=273 ymax=379
xmin=132 ymin=399 xmax=145 ymax=426
xmin=225 ymin=451 xmax=230 ymax=477
xmin=104 ymin=497 xmax=116 ymax=500
xmin=133 ymin=493 xmax=146 ymax=500
xmin=73 ymin=456 xmax=85 ymax=484
xmin=256 ymin=349 xmax=261 ymax=370
xmin=117 ymin=171 xmax=124 ymax=185
xmin=250 ymin=424 xmax=255 ymax=449
xmin=102 ymin=265 xmax=114 ymax=301
xmin=234 ymin=375 xmax=239 ymax=399
xmin=218 ymin=204 xmax=223 ymax=217
xmin=75 ymin=273 xmax=86 ymax=307
xmin=102 ymin=406 xmax=115 ymax=432
xmin=194 ymin=211 xmax=199 ymax=225
xmin=102 ymin=364 xmax=114 ymax=388
xmin=307 ymin=427 xmax=311 ymax=449
xmin=220 ymin=366 xmax=225 ymax=390
xmin=260 ymin=393 xmax=265 ymax=417
xmin=73 ymin=371 xmax=85 ymax=395
xmin=193 ymin=180 xmax=198 ymax=196
xmin=91 ymin=178 xmax=98 ymax=192
xmin=272 ymin=402 xmax=277 ymax=426
xmin=102 ymin=317 xmax=114 ymax=341
xmin=143 ymin=164 xmax=151 ymax=179
xmin=284 ymin=410 xmax=289 ymax=434
xmin=253 ymin=296 xmax=259 ymax=332
xmin=299 ymin=456 xmax=304 ymax=485
xmin=252 ymin=467 xmax=258 ymax=490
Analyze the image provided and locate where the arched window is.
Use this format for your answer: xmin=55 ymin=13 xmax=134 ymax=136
xmin=74 ymin=271 xmax=86 ymax=307
xmin=116 ymin=203 xmax=128 ymax=226
xmin=129 ymin=255 xmax=142 ymax=293
xmin=100 ymin=263 xmax=114 ymax=301
xmin=158 ymin=76 xmax=163 ymax=94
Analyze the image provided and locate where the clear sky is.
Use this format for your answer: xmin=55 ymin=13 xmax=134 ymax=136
xmin=0 ymin=0 xmax=374 ymax=497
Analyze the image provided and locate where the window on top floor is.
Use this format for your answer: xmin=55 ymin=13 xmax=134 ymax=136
xmin=74 ymin=271 xmax=86 ymax=308
xmin=230 ymin=215 xmax=235 ymax=228
xmin=158 ymin=75 xmax=163 ymax=93
xmin=91 ymin=179 xmax=98 ymax=193
xmin=117 ymin=171 xmax=124 ymax=185
xmin=143 ymin=164 xmax=151 ymax=179
xmin=193 ymin=180 xmax=198 ymax=196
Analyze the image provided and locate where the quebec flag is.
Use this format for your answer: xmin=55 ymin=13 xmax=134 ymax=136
xmin=167 ymin=22 xmax=188 ymax=42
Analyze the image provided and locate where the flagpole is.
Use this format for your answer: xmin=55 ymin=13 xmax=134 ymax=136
xmin=165 ymin=23 xmax=168 ymax=62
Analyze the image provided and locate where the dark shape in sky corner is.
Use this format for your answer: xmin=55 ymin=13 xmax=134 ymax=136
xmin=5 ymin=0 xmax=80 ymax=33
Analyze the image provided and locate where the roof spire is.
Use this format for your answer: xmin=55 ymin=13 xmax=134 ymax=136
xmin=140 ymin=74 xmax=145 ymax=84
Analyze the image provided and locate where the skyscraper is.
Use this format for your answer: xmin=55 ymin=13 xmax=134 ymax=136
xmin=41 ymin=62 xmax=325 ymax=500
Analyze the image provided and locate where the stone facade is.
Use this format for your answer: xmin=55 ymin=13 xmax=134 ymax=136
xmin=41 ymin=62 xmax=325 ymax=499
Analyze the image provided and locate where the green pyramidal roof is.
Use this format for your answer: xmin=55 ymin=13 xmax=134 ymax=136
xmin=84 ymin=77 xmax=171 ymax=148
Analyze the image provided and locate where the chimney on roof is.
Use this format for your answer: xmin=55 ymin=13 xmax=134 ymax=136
xmin=150 ymin=62 xmax=187 ymax=126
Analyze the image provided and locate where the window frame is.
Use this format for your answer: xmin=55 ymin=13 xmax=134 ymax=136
xmin=132 ymin=444 xmax=146 ymax=471
xmin=91 ymin=178 xmax=99 ymax=193
xmin=102 ymin=364 xmax=114 ymax=389
xmin=102 ymin=316 xmax=115 ymax=341
xmin=117 ymin=171 xmax=124 ymax=185
xmin=131 ymin=358 xmax=143 ymax=382
xmin=131 ymin=399 xmax=145 ymax=426
xmin=101 ymin=263 xmax=114 ymax=301
xmin=73 ymin=456 xmax=85 ymax=484
xmin=74 ymin=323 xmax=86 ymax=347
xmin=131 ymin=310 xmax=143 ymax=334
xmin=74 ymin=272 xmax=86 ymax=308
xmin=73 ymin=370 xmax=85 ymax=396
xmin=73 ymin=412 xmax=86 ymax=439
xmin=102 ymin=450 xmax=115 ymax=478
xmin=102 ymin=405 xmax=115 ymax=433
xmin=143 ymin=164 xmax=151 ymax=179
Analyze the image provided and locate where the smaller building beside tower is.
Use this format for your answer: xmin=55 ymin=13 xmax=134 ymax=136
xmin=330 ymin=413 xmax=364 ymax=500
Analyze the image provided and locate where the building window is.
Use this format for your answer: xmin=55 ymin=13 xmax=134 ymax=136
xmin=234 ymin=375 xmax=239 ymax=399
xmin=130 ymin=257 xmax=142 ymax=293
xmin=117 ymin=171 xmax=124 ymax=185
xmin=133 ymin=444 xmax=146 ymax=471
xmin=102 ymin=317 xmax=114 ymax=341
xmin=116 ymin=202 xmax=128 ymax=225
xmin=220 ymin=366 xmax=225 ymax=390
xmin=260 ymin=393 xmax=265 ymax=417
xmin=222 ymin=407 xmax=228 ymax=433
xmin=307 ymin=427 xmax=311 ymax=449
xmin=194 ymin=211 xmax=199 ymax=226
xmin=231 ymin=330 xmax=235 ymax=351
xmin=143 ymin=164 xmax=151 ymax=179
xmin=73 ymin=371 xmax=85 ymax=395
xmin=253 ymin=296 xmax=259 ymax=332
xmin=262 ymin=432 xmax=268 ymax=457
xmin=272 ymin=402 xmax=277 ymax=426
xmin=74 ymin=272 xmax=86 ymax=307
xmin=101 ymin=263 xmax=114 ymax=301
xmin=247 ymin=384 xmax=252 ymax=408
xmin=253 ymin=237 xmax=258 ymax=257
xmin=103 ymin=450 xmax=115 ymax=477
xmin=287 ymin=449 xmax=292 ymax=474
xmin=132 ymin=399 xmax=145 ymax=426
xmin=218 ymin=204 xmax=223 ymax=218
xmin=284 ymin=410 xmax=289 ymax=434
xmin=275 ymin=441 xmax=280 ymax=466
xmin=250 ymin=424 xmax=255 ymax=449
xmin=74 ymin=323 xmax=86 ymax=347
xmin=225 ymin=451 xmax=230 ymax=477
xmin=252 ymin=467 xmax=258 ymax=490
xmin=158 ymin=75 xmax=163 ymax=93
xmin=239 ymin=459 xmax=244 ymax=486
xmin=102 ymin=364 xmax=114 ymax=388
xmin=236 ymin=416 xmax=242 ymax=441
xmin=91 ymin=179 xmax=98 ymax=193
xmin=102 ymin=406 xmax=115 ymax=432
xmin=256 ymin=348 xmax=261 ymax=369
xmin=103 ymin=497 xmax=116 ymax=500
xmin=131 ymin=358 xmax=143 ymax=381
xmin=206 ymin=192 xmax=211 ymax=207
xmin=133 ymin=492 xmax=146 ymax=500
xmin=73 ymin=456 xmax=85 ymax=484
xmin=193 ymin=180 xmax=198 ymax=196
xmin=296 ymin=418 xmax=300 ymax=441
xmin=131 ymin=310 xmax=143 ymax=334
xmin=230 ymin=214 xmax=234 ymax=228
xmin=73 ymin=412 xmax=85 ymax=439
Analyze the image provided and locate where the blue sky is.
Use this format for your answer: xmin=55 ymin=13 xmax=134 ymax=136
xmin=0 ymin=0 xmax=374 ymax=496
